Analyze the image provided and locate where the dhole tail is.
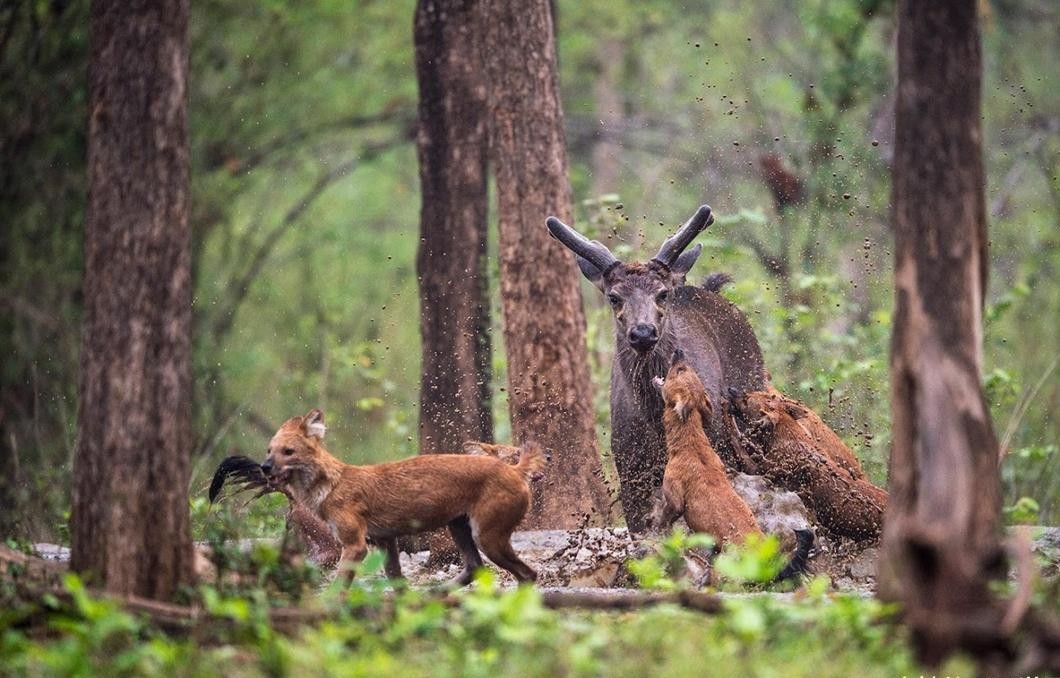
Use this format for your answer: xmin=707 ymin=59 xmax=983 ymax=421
xmin=775 ymin=528 xmax=815 ymax=582
xmin=515 ymin=441 xmax=549 ymax=481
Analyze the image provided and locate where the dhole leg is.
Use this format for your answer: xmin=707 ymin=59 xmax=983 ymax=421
xmin=380 ymin=538 xmax=403 ymax=579
xmin=474 ymin=522 xmax=536 ymax=584
xmin=478 ymin=536 xmax=537 ymax=583
xmin=447 ymin=516 xmax=485 ymax=586
xmin=337 ymin=528 xmax=368 ymax=584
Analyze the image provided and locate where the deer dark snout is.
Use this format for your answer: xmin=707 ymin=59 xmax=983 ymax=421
xmin=628 ymin=324 xmax=659 ymax=352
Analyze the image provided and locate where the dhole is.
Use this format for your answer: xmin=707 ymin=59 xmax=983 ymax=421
xmin=728 ymin=390 xmax=887 ymax=541
xmin=736 ymin=387 xmax=869 ymax=481
xmin=650 ymin=349 xmax=762 ymax=544
xmin=261 ymin=410 xmax=542 ymax=584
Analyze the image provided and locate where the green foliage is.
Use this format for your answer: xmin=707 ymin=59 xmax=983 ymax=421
xmin=0 ymin=567 xmax=979 ymax=677
xmin=1003 ymin=496 xmax=1041 ymax=526
xmin=627 ymin=530 xmax=716 ymax=590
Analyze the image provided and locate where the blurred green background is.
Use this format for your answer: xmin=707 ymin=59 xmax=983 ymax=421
xmin=1 ymin=0 xmax=1056 ymax=539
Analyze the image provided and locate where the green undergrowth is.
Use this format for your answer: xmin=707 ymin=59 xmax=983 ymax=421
xmin=0 ymin=539 xmax=976 ymax=678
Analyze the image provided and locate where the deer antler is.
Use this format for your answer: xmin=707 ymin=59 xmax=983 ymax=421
xmin=546 ymin=216 xmax=620 ymax=275
xmin=652 ymin=205 xmax=714 ymax=268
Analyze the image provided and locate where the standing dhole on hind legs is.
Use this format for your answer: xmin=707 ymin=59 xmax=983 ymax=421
xmin=260 ymin=409 xmax=544 ymax=585
xmin=651 ymin=350 xmax=814 ymax=581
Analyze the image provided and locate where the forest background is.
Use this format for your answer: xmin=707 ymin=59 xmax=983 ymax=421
xmin=1 ymin=0 xmax=1057 ymax=540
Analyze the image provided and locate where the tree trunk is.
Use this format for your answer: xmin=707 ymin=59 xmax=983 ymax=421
xmin=70 ymin=0 xmax=193 ymax=599
xmin=479 ymin=0 xmax=610 ymax=528
xmin=879 ymin=0 xmax=1004 ymax=666
xmin=414 ymin=0 xmax=492 ymax=456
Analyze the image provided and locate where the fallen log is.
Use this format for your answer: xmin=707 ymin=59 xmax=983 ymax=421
xmin=540 ymin=589 xmax=722 ymax=613
xmin=726 ymin=390 xmax=887 ymax=541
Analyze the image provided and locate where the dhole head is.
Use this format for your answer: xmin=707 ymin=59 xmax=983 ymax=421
xmin=727 ymin=388 xmax=797 ymax=428
xmin=651 ymin=349 xmax=713 ymax=422
xmin=261 ymin=409 xmax=328 ymax=481
xmin=547 ymin=205 xmax=713 ymax=356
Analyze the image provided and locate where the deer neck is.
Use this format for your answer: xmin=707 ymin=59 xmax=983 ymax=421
xmin=616 ymin=325 xmax=678 ymax=410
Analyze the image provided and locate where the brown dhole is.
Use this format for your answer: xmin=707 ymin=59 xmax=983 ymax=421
xmin=728 ymin=390 xmax=887 ymax=541
xmin=650 ymin=349 xmax=762 ymax=545
xmin=262 ymin=410 xmax=542 ymax=584
xmin=739 ymin=387 xmax=869 ymax=481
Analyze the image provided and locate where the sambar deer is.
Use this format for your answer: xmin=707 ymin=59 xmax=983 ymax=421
xmin=546 ymin=205 xmax=767 ymax=530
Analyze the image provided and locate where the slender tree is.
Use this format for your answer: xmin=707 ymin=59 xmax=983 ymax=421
xmin=479 ymin=0 xmax=611 ymax=527
xmin=879 ymin=0 xmax=1005 ymax=667
xmin=70 ymin=0 xmax=193 ymax=598
xmin=413 ymin=0 xmax=492 ymax=459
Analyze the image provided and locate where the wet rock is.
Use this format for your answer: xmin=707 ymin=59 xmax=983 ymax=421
xmin=848 ymin=547 xmax=878 ymax=581
xmin=731 ymin=473 xmax=814 ymax=549
xmin=569 ymin=561 xmax=621 ymax=588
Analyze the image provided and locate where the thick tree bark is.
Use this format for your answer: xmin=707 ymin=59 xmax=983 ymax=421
xmin=479 ymin=0 xmax=610 ymax=527
xmin=70 ymin=0 xmax=193 ymax=599
xmin=879 ymin=0 xmax=1005 ymax=667
xmin=414 ymin=0 xmax=492 ymax=456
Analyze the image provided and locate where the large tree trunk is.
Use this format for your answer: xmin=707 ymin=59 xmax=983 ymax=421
xmin=479 ymin=0 xmax=611 ymax=528
xmin=879 ymin=0 xmax=1004 ymax=666
xmin=70 ymin=0 xmax=193 ymax=599
xmin=414 ymin=0 xmax=492 ymax=456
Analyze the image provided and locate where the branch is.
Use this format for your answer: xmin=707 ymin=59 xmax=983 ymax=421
xmin=210 ymin=135 xmax=404 ymax=343
xmin=540 ymin=589 xmax=722 ymax=613
xmin=210 ymin=111 xmax=415 ymax=176
xmin=736 ymin=232 xmax=788 ymax=279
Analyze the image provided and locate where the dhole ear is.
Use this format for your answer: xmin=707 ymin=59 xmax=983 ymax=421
xmin=698 ymin=393 xmax=714 ymax=420
xmin=302 ymin=409 xmax=326 ymax=440
xmin=462 ymin=441 xmax=488 ymax=455
xmin=651 ymin=376 xmax=664 ymax=393
xmin=784 ymin=402 xmax=807 ymax=420
xmin=673 ymin=398 xmax=692 ymax=421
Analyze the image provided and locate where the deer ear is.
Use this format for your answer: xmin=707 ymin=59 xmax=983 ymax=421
xmin=576 ymin=256 xmax=607 ymax=291
xmin=670 ymin=243 xmax=702 ymax=284
xmin=303 ymin=409 xmax=326 ymax=440
xmin=463 ymin=441 xmax=488 ymax=455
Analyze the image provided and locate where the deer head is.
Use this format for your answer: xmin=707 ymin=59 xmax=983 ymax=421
xmin=546 ymin=205 xmax=713 ymax=355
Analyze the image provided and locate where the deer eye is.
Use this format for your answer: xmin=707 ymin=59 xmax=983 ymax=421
xmin=607 ymin=293 xmax=622 ymax=307
xmin=655 ymin=290 xmax=669 ymax=303
xmin=283 ymin=447 xmax=295 ymax=456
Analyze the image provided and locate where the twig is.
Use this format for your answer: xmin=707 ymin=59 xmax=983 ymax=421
xmin=999 ymin=354 xmax=1058 ymax=461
